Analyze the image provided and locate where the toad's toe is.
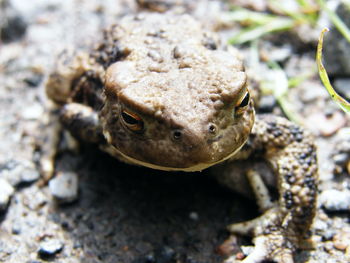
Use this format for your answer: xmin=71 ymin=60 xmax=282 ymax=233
xmin=224 ymin=234 xmax=294 ymax=263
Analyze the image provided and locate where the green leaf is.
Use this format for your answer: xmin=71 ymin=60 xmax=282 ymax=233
xmin=317 ymin=28 xmax=350 ymax=113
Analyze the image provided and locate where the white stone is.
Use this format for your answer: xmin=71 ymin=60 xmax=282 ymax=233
xmin=0 ymin=178 xmax=15 ymax=210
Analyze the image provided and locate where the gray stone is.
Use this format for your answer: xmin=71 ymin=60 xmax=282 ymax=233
xmin=313 ymin=219 xmax=328 ymax=232
xmin=189 ymin=211 xmax=199 ymax=221
xmin=23 ymin=72 xmax=43 ymax=88
xmin=49 ymin=172 xmax=78 ymax=203
xmin=258 ymin=95 xmax=276 ymax=113
xmin=21 ymin=102 xmax=44 ymax=120
xmin=323 ymin=2 xmax=350 ymax=76
xmin=0 ymin=178 xmax=15 ymax=210
xmin=24 ymin=187 xmax=47 ymax=210
xmin=21 ymin=168 xmax=40 ymax=183
xmin=0 ymin=160 xmax=40 ymax=186
xmin=0 ymin=0 xmax=27 ymax=43
xmin=334 ymin=78 xmax=350 ymax=100
xmin=323 ymin=229 xmax=336 ymax=241
xmin=11 ymin=221 xmax=21 ymax=235
xmin=320 ymin=189 xmax=350 ymax=211
xmin=333 ymin=153 xmax=349 ymax=165
xmin=38 ymin=239 xmax=64 ymax=257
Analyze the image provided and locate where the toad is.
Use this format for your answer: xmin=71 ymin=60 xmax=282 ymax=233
xmin=45 ymin=13 xmax=318 ymax=263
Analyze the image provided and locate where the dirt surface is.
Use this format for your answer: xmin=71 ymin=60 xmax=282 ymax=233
xmin=1 ymin=0 xmax=350 ymax=263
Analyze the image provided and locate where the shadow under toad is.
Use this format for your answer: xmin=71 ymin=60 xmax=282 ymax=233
xmin=49 ymin=145 xmax=257 ymax=263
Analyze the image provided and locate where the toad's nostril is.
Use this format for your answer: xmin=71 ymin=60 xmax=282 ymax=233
xmin=208 ymin=124 xmax=217 ymax=134
xmin=172 ymin=130 xmax=182 ymax=140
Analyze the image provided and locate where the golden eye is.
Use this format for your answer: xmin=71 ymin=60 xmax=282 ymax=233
xmin=235 ymin=91 xmax=250 ymax=115
xmin=121 ymin=109 xmax=144 ymax=132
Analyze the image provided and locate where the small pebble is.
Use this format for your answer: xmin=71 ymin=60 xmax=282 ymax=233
xmin=23 ymin=72 xmax=43 ymax=87
xmin=0 ymin=160 xmax=39 ymax=186
xmin=313 ymin=219 xmax=328 ymax=232
xmin=334 ymin=133 xmax=350 ymax=153
xmin=333 ymin=230 xmax=350 ymax=251
xmin=240 ymin=246 xmax=254 ymax=256
xmin=145 ymin=253 xmax=156 ymax=263
xmin=320 ymin=189 xmax=350 ymax=212
xmin=323 ymin=2 xmax=350 ymax=75
xmin=258 ymin=95 xmax=276 ymax=113
xmin=21 ymin=103 xmax=44 ymax=120
xmin=158 ymin=246 xmax=175 ymax=261
xmin=333 ymin=153 xmax=349 ymax=165
xmin=305 ymin=112 xmax=346 ymax=137
xmin=235 ymin=252 xmax=245 ymax=260
xmin=24 ymin=188 xmax=47 ymax=210
xmin=311 ymin=234 xmax=322 ymax=244
xmin=0 ymin=7 xmax=27 ymax=43
xmin=334 ymin=78 xmax=350 ymax=100
xmin=323 ymin=229 xmax=336 ymax=241
xmin=189 ymin=211 xmax=199 ymax=221
xmin=324 ymin=241 xmax=334 ymax=253
xmin=21 ymin=169 xmax=40 ymax=183
xmin=299 ymin=84 xmax=328 ymax=103
xmin=49 ymin=172 xmax=78 ymax=203
xmin=12 ymin=222 xmax=21 ymax=235
xmin=38 ymin=239 xmax=64 ymax=257
xmin=0 ymin=178 xmax=15 ymax=210
xmin=216 ymin=235 xmax=240 ymax=256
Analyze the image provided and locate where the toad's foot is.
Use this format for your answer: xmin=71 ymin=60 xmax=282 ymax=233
xmin=224 ymin=236 xmax=294 ymax=263
xmin=225 ymin=170 xmax=296 ymax=263
xmin=226 ymin=208 xmax=295 ymax=263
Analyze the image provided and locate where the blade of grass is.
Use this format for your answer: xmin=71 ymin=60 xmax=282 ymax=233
xmin=297 ymin=0 xmax=309 ymax=7
xmin=295 ymin=0 xmax=319 ymax=13
xmin=268 ymin=0 xmax=317 ymax=24
xmin=260 ymin=61 xmax=303 ymax=124
xmin=229 ymin=17 xmax=294 ymax=45
xmin=317 ymin=28 xmax=350 ymax=113
xmin=288 ymin=70 xmax=316 ymax=88
xmin=223 ymin=8 xmax=276 ymax=25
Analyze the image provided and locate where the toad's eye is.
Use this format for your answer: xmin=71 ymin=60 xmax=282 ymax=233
xmin=121 ymin=109 xmax=144 ymax=133
xmin=235 ymin=91 xmax=250 ymax=115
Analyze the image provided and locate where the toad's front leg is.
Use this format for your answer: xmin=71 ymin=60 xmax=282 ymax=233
xmin=41 ymin=47 xmax=106 ymax=180
xmin=39 ymin=102 xmax=105 ymax=184
xmin=221 ymin=115 xmax=318 ymax=263
xmin=59 ymin=103 xmax=105 ymax=144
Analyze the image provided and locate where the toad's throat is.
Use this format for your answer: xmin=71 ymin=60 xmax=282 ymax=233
xmin=102 ymin=135 xmax=248 ymax=172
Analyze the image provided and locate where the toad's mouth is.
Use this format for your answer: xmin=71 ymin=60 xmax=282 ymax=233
xmin=104 ymin=137 xmax=248 ymax=172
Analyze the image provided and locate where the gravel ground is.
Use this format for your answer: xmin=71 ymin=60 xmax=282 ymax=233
xmin=1 ymin=0 xmax=350 ymax=263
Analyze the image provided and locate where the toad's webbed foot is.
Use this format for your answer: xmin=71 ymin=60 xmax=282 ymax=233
xmin=222 ymin=115 xmax=318 ymax=263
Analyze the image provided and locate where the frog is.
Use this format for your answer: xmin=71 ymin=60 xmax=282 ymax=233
xmin=44 ymin=12 xmax=318 ymax=263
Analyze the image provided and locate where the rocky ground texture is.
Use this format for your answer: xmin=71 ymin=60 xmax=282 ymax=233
xmin=1 ymin=0 xmax=350 ymax=262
